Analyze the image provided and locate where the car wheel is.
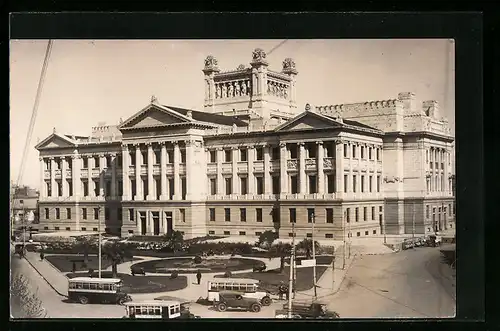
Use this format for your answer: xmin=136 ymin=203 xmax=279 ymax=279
xmin=261 ymin=296 xmax=272 ymax=306
xmin=79 ymin=296 xmax=89 ymax=304
xmin=251 ymin=303 xmax=261 ymax=312
xmin=217 ymin=303 xmax=227 ymax=312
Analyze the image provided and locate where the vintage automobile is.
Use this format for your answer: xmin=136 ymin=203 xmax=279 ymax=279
xmin=214 ymin=291 xmax=262 ymax=313
xmin=402 ymin=238 xmax=415 ymax=250
xmin=275 ymin=301 xmax=340 ymax=319
xmin=68 ymin=277 xmax=132 ymax=305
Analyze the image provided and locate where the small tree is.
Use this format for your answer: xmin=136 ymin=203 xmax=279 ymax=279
xmin=258 ymin=230 xmax=277 ymax=249
xmin=74 ymin=235 xmax=97 ymax=265
xmin=11 ymin=273 xmax=46 ymax=318
xmin=270 ymin=242 xmax=292 ymax=273
xmin=162 ymin=230 xmax=184 ymax=253
xmin=102 ymin=242 xmax=136 ymax=278
xmin=296 ymin=239 xmax=321 ymax=259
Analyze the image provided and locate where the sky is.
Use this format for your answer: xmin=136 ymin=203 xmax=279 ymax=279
xmin=10 ymin=39 xmax=455 ymax=189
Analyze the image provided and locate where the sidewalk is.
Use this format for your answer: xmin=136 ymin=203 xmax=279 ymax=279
xmin=23 ymin=251 xmax=68 ymax=297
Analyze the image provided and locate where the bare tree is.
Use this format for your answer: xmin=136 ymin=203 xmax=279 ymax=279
xmin=10 ymin=258 xmax=47 ymax=318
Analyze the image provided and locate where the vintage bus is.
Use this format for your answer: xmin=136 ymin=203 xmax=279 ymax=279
xmin=123 ymin=300 xmax=182 ymax=319
xmin=207 ymin=278 xmax=272 ymax=306
xmin=67 ymin=277 xmax=131 ymax=305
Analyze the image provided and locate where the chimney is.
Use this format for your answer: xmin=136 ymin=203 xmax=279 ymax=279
xmin=397 ymin=92 xmax=417 ymax=112
xmin=422 ymin=100 xmax=440 ymax=119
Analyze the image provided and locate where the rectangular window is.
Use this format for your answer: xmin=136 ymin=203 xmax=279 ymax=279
xmin=361 ymin=175 xmax=365 ymax=192
xmin=209 ymin=150 xmax=216 ymax=163
xmin=224 ymin=208 xmax=231 ymax=222
xmin=210 ymin=178 xmax=217 ymax=195
xmin=256 ymin=177 xmax=264 ymax=195
xmin=208 ymin=230 xmax=215 ymax=235
xmin=357 ymin=232 xmax=361 ymax=237
xmin=343 ymin=144 xmax=348 ymax=157
xmin=307 ymin=208 xmax=315 ymax=223
xmin=272 ymin=176 xmax=280 ymax=194
xmin=240 ymin=208 xmax=246 ymax=222
xmin=68 ymin=181 xmax=73 ymax=196
xmin=82 ymin=181 xmax=89 ymax=197
xmin=240 ymin=177 xmax=248 ymax=195
xmin=271 ymin=147 xmax=280 ymax=160
xmin=306 ymin=233 xmax=313 ymax=238
xmin=372 ymin=206 xmax=375 ymax=220
xmin=256 ymin=208 xmax=263 ymax=222
xmin=83 ymin=158 xmax=89 ymax=168
xmin=82 ymin=208 xmax=87 ymax=220
xmin=167 ymin=150 xmax=174 ymax=164
xmin=66 ymin=227 xmax=71 ymax=231
xmin=352 ymin=145 xmax=356 ymax=158
xmin=325 ymin=233 xmax=334 ymax=239
xmin=209 ymin=208 xmax=216 ymax=222
xmin=377 ymin=175 xmax=381 ymax=192
xmin=129 ymin=209 xmax=134 ymax=222
xmin=54 ymin=227 xmax=60 ymax=231
xmin=179 ymin=209 xmax=186 ymax=223
xmin=256 ymin=147 xmax=264 ymax=160
xmin=290 ymin=175 xmax=298 ymax=194
xmin=105 ymin=181 xmax=111 ymax=197
xmin=94 ymin=157 xmax=100 ymax=168
xmin=369 ymin=176 xmax=373 ymax=192
xmin=240 ymin=149 xmax=247 ymax=162
xmin=353 ymin=175 xmax=357 ymax=193
xmin=255 ymin=231 xmax=262 ymax=236
xmin=105 ymin=208 xmax=110 ymax=220
xmin=44 ymin=226 xmax=49 ymax=230
xmin=44 ymin=208 xmax=49 ymax=219
xmin=326 ymin=208 xmax=334 ymax=223
xmin=309 ymin=175 xmax=317 ymax=194
xmin=94 ymin=208 xmax=99 ymax=220
xmin=369 ymin=147 xmax=372 ymax=160
xmin=180 ymin=150 xmax=186 ymax=163
xmin=66 ymin=208 xmax=71 ymax=219
xmin=57 ymin=182 xmax=63 ymax=196
xmin=225 ymin=177 xmax=232 ymax=195
xmin=93 ymin=227 xmax=98 ymax=232
xmin=55 ymin=208 xmax=60 ymax=219
xmin=239 ymin=231 xmax=246 ymax=236
xmin=289 ymin=208 xmax=296 ymax=223
xmin=363 ymin=207 xmax=367 ymax=221
xmin=361 ymin=146 xmax=365 ymax=159
xmin=81 ymin=227 xmax=87 ymax=231
xmin=94 ymin=181 xmax=100 ymax=197
xmin=224 ymin=231 xmax=230 ymax=235
xmin=346 ymin=208 xmax=350 ymax=223
xmin=344 ymin=174 xmax=348 ymax=193
xmin=327 ymin=174 xmax=335 ymax=193
xmin=224 ymin=150 xmax=232 ymax=162
xmin=365 ymin=231 xmax=369 ymax=236
xmin=426 ymin=205 xmax=430 ymax=218
xmin=272 ymin=208 xmax=279 ymax=223
xmin=355 ymin=207 xmax=359 ymax=222
xmin=117 ymin=208 xmax=122 ymax=221
xmin=376 ymin=148 xmax=380 ymax=161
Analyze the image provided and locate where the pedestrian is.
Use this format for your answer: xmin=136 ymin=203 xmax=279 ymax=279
xmin=72 ymin=262 xmax=77 ymax=273
xmin=278 ymin=281 xmax=286 ymax=300
xmin=40 ymin=251 xmax=45 ymax=261
xmin=196 ymin=270 xmax=202 ymax=285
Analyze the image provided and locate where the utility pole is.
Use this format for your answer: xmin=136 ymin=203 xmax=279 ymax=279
xmin=412 ymin=203 xmax=416 ymax=241
xmin=21 ymin=200 xmax=26 ymax=252
xmin=348 ymin=213 xmax=352 ymax=259
xmin=287 ymin=220 xmax=296 ymax=319
xmin=98 ymin=191 xmax=103 ymax=278
xmin=383 ymin=211 xmax=387 ymax=244
xmin=311 ymin=212 xmax=317 ymax=301
xmin=342 ymin=210 xmax=346 ymax=270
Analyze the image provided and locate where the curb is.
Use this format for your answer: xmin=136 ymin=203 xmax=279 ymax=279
xmin=23 ymin=256 xmax=68 ymax=298
xmin=330 ymin=254 xmax=357 ymax=297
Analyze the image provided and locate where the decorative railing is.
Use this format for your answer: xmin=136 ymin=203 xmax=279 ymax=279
xmin=253 ymin=161 xmax=264 ymax=172
xmin=270 ymin=160 xmax=280 ymax=172
xmin=305 ymin=158 xmax=316 ymax=170
xmin=287 ymin=159 xmax=298 ymax=170
xmin=323 ymin=157 xmax=334 ymax=170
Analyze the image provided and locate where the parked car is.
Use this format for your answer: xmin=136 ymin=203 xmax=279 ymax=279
xmin=276 ymin=301 xmax=340 ymax=319
xmin=402 ymin=238 xmax=414 ymax=250
xmin=214 ymin=291 xmax=262 ymax=313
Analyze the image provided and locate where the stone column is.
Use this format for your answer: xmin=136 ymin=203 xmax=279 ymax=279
xmin=317 ymin=141 xmax=324 ymax=194
xmin=335 ymin=140 xmax=344 ymax=198
xmin=173 ymin=141 xmax=180 ymax=199
xmin=72 ymin=153 xmax=81 ymax=197
xmin=99 ymin=154 xmax=105 ymax=197
xmin=136 ymin=210 xmax=141 ymax=234
xmin=298 ymin=142 xmax=306 ymax=194
xmin=232 ymin=146 xmax=238 ymax=195
xmin=121 ymin=144 xmax=130 ymax=200
xmin=263 ymin=145 xmax=271 ymax=194
xmin=50 ymin=157 xmax=56 ymax=197
xmin=280 ymin=143 xmax=288 ymax=195
xmin=146 ymin=143 xmax=154 ymax=200
xmin=147 ymin=211 xmax=153 ymax=235
xmin=185 ymin=140 xmax=195 ymax=199
xmin=111 ymin=153 xmax=117 ymax=198
xmin=134 ymin=144 xmax=142 ymax=200
xmin=216 ymin=147 xmax=224 ymax=195
xmin=160 ymin=142 xmax=167 ymax=200
xmin=88 ymin=156 xmax=95 ymax=197
xmin=39 ymin=158 xmax=45 ymax=198
xmin=247 ymin=147 xmax=255 ymax=195
xmin=61 ymin=157 xmax=67 ymax=197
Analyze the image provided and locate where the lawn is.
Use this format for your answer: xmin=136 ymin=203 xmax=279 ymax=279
xmin=66 ymin=271 xmax=188 ymax=294
xmin=132 ymin=257 xmax=264 ymax=274
xmin=46 ymin=255 xmax=140 ymax=273
xmin=214 ymin=266 xmax=328 ymax=292
xmin=284 ymin=255 xmax=335 ymax=266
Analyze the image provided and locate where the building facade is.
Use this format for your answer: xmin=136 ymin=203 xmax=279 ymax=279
xmin=35 ymin=48 xmax=455 ymax=240
xmin=11 ymin=184 xmax=39 ymax=226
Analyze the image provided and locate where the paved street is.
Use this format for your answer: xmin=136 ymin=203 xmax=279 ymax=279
xmin=327 ymin=246 xmax=456 ymax=318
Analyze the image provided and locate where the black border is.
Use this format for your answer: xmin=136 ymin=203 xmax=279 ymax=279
xmin=6 ymin=12 xmax=485 ymax=331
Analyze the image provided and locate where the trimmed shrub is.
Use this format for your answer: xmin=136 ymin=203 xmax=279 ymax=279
xmin=170 ymin=271 xmax=179 ymax=279
xmin=224 ymin=271 xmax=232 ymax=278
xmin=193 ymin=255 xmax=202 ymax=264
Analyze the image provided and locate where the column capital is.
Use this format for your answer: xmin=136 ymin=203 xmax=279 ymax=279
xmin=71 ymin=154 xmax=81 ymax=159
xmin=49 ymin=156 xmax=55 ymax=160
xmin=109 ymin=152 xmax=117 ymax=158
xmin=333 ymin=138 xmax=343 ymax=145
xmin=185 ymin=139 xmax=196 ymax=147
xmin=247 ymin=145 xmax=255 ymax=150
xmin=39 ymin=157 xmax=44 ymax=162
xmin=316 ymin=141 xmax=323 ymax=146
xmin=231 ymin=145 xmax=239 ymax=150
xmin=297 ymin=142 xmax=304 ymax=147
xmin=121 ymin=143 xmax=129 ymax=150
xmin=216 ymin=147 xmax=223 ymax=151
xmin=145 ymin=141 xmax=153 ymax=147
xmin=279 ymin=142 xmax=287 ymax=148
xmin=172 ymin=140 xmax=180 ymax=146
xmin=159 ymin=141 xmax=167 ymax=146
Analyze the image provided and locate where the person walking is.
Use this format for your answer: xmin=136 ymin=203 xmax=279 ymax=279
xmin=196 ymin=270 xmax=202 ymax=285
xmin=39 ymin=251 xmax=45 ymax=261
xmin=72 ymin=261 xmax=77 ymax=273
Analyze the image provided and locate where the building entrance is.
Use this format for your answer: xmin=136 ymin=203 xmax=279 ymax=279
xmin=152 ymin=212 xmax=160 ymax=236
xmin=165 ymin=211 xmax=173 ymax=235
xmin=140 ymin=212 xmax=147 ymax=235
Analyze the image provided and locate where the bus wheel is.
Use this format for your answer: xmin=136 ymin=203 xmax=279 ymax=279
xmin=217 ymin=303 xmax=227 ymax=312
xmin=79 ymin=296 xmax=89 ymax=304
xmin=261 ymin=296 xmax=272 ymax=306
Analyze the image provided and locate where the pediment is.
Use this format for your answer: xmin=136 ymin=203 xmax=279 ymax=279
xmin=35 ymin=134 xmax=75 ymax=150
xmin=119 ymin=105 xmax=191 ymax=130
xmin=275 ymin=112 xmax=342 ymax=132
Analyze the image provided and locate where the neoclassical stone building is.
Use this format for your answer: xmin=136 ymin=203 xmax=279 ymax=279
xmin=35 ymin=48 xmax=455 ymax=240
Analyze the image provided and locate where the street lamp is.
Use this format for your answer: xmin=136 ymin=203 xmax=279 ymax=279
xmin=310 ymin=212 xmax=317 ymax=301
xmin=98 ymin=191 xmax=104 ymax=278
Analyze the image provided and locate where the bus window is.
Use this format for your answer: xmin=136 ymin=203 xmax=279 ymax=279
xmin=148 ymin=307 xmax=155 ymax=315
xmin=175 ymin=306 xmax=180 ymax=314
xmin=169 ymin=307 xmax=175 ymax=315
xmin=69 ymin=283 xmax=75 ymax=289
xmin=83 ymin=283 xmax=90 ymax=289
xmin=210 ymin=283 xmax=217 ymax=291
xmin=76 ymin=283 xmax=83 ymax=289
xmin=90 ymin=283 xmax=97 ymax=290
xmin=217 ymin=284 xmax=224 ymax=291
xmin=154 ymin=307 xmax=161 ymax=315
xmin=97 ymin=284 xmax=104 ymax=290
xmin=141 ymin=307 xmax=148 ymax=315
xmin=134 ymin=307 xmax=141 ymax=315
